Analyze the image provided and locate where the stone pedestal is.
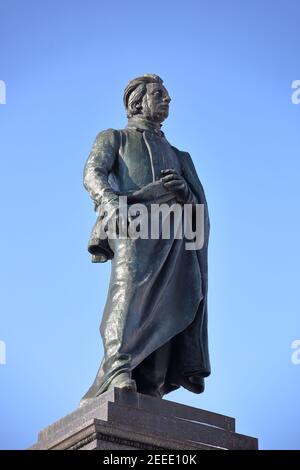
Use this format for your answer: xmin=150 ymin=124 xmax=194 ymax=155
xmin=30 ymin=388 xmax=258 ymax=450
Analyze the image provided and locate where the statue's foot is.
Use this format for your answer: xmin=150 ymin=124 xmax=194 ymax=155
xmin=108 ymin=372 xmax=137 ymax=392
xmin=78 ymin=373 xmax=137 ymax=408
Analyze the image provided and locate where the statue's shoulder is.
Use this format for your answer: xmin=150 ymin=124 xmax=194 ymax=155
xmin=93 ymin=127 xmax=137 ymax=146
xmin=94 ymin=128 xmax=120 ymax=143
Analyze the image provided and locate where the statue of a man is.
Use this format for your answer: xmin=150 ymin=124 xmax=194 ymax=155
xmin=80 ymin=74 xmax=210 ymax=405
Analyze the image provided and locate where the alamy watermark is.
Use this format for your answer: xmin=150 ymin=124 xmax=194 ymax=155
xmin=96 ymin=197 xmax=205 ymax=250
xmin=291 ymin=80 xmax=300 ymax=105
xmin=0 ymin=80 xmax=6 ymax=104
xmin=291 ymin=339 xmax=300 ymax=365
xmin=0 ymin=340 xmax=6 ymax=365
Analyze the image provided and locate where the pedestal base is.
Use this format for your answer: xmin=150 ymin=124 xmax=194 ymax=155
xmin=30 ymin=388 xmax=258 ymax=450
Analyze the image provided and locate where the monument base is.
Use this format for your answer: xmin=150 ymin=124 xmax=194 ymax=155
xmin=30 ymin=388 xmax=258 ymax=450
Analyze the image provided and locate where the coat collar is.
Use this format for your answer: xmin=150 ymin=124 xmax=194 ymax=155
xmin=126 ymin=117 xmax=164 ymax=137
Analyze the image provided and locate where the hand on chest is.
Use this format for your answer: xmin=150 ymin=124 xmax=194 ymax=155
xmin=117 ymin=129 xmax=182 ymax=189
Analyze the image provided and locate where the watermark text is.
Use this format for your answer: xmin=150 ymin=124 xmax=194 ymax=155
xmin=0 ymin=80 xmax=6 ymax=104
xmin=291 ymin=339 xmax=300 ymax=365
xmin=0 ymin=340 xmax=6 ymax=365
xmin=291 ymin=80 xmax=300 ymax=104
xmin=96 ymin=197 xmax=205 ymax=250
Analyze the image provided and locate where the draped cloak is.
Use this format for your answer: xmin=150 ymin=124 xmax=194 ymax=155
xmin=81 ymin=119 xmax=210 ymax=400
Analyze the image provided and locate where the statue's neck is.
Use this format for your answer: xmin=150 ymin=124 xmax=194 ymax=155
xmin=127 ymin=116 xmax=162 ymax=133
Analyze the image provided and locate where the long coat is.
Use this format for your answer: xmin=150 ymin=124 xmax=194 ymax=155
xmin=81 ymin=120 xmax=210 ymax=399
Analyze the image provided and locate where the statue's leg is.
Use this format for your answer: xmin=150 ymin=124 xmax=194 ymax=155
xmin=132 ymin=340 xmax=172 ymax=398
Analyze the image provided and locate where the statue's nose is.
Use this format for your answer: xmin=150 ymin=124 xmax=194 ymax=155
xmin=163 ymin=95 xmax=171 ymax=104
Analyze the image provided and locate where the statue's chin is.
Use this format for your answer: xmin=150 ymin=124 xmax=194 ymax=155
xmin=152 ymin=111 xmax=169 ymax=123
xmin=140 ymin=110 xmax=168 ymax=124
xmin=160 ymin=109 xmax=169 ymax=121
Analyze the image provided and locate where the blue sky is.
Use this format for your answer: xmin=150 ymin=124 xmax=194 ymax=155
xmin=0 ymin=0 xmax=299 ymax=450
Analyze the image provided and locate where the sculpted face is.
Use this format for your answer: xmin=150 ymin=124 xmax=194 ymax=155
xmin=141 ymin=82 xmax=171 ymax=123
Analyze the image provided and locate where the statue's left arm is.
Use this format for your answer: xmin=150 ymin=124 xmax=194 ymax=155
xmin=83 ymin=129 xmax=120 ymax=213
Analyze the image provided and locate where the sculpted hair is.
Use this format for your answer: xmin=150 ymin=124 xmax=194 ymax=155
xmin=123 ymin=74 xmax=163 ymax=118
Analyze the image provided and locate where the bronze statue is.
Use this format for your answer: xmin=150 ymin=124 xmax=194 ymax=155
xmin=80 ymin=74 xmax=210 ymax=405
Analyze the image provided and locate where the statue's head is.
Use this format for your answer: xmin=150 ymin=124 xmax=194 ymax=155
xmin=123 ymin=74 xmax=171 ymax=123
